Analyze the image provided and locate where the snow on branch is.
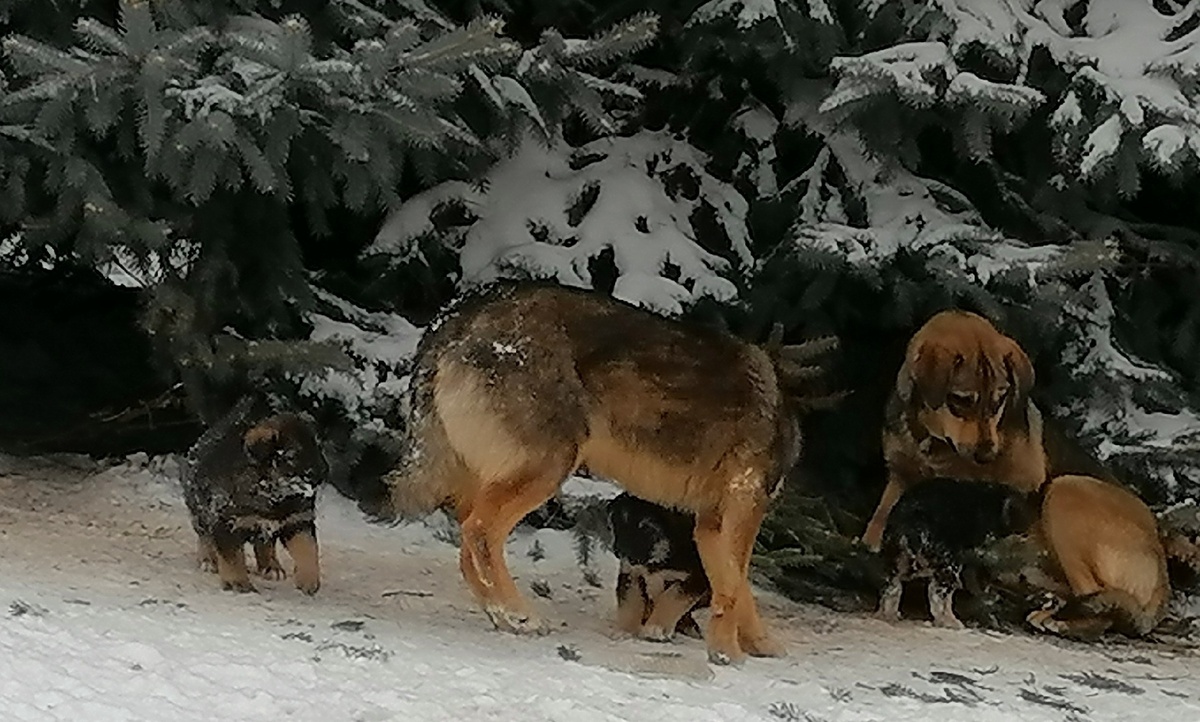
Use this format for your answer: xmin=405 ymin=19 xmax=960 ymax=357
xmin=858 ymin=0 xmax=1200 ymax=185
xmin=294 ymin=286 xmax=423 ymax=429
xmin=367 ymin=131 xmax=753 ymax=316
xmin=1054 ymin=274 xmax=1200 ymax=503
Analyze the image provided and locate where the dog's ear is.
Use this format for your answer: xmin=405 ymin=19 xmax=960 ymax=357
xmin=1000 ymin=493 xmax=1037 ymax=533
xmin=1002 ymin=338 xmax=1035 ymax=402
xmin=898 ymin=342 xmax=961 ymax=407
xmin=243 ymin=425 xmax=280 ymax=465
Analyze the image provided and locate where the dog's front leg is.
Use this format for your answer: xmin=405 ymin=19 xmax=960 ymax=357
xmin=862 ymin=473 xmax=906 ymax=552
xmin=282 ymin=526 xmax=321 ymax=595
xmin=213 ymin=530 xmax=256 ymax=593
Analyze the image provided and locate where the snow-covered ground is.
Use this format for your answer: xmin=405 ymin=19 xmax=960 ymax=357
xmin=0 ymin=453 xmax=1197 ymax=722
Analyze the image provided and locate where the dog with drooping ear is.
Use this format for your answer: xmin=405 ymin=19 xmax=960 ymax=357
xmin=862 ymin=309 xmax=1047 ymax=551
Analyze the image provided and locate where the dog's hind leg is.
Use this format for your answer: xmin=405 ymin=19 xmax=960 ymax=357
xmin=254 ymin=540 xmax=286 ymax=580
xmin=733 ymin=509 xmax=785 ymax=658
xmin=928 ymin=563 xmax=965 ymax=629
xmin=196 ymin=535 xmax=219 ymax=573
xmin=876 ymin=553 xmax=909 ymax=622
xmin=641 ymin=576 xmax=706 ymax=642
xmin=459 ymin=455 xmax=575 ymax=635
xmin=695 ymin=480 xmax=775 ymax=665
xmin=614 ymin=562 xmax=648 ymax=635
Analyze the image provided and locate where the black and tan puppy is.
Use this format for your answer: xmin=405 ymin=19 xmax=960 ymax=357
xmin=863 ymin=309 xmax=1045 ymax=551
xmin=877 ymin=477 xmax=1041 ymax=628
xmin=182 ymin=395 xmax=329 ymax=595
xmin=608 ymin=492 xmax=711 ymax=641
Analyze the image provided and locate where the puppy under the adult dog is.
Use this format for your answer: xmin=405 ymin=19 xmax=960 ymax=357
xmin=375 ymin=281 xmax=838 ymax=665
xmin=863 ymin=309 xmax=1045 ymax=551
xmin=608 ymin=492 xmax=710 ymax=641
xmin=182 ymin=395 xmax=328 ymax=595
xmin=1026 ymin=474 xmax=1170 ymax=640
xmin=877 ymin=477 xmax=1041 ymax=628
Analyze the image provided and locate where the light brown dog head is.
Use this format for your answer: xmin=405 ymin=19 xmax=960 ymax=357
xmin=895 ymin=310 xmax=1034 ymax=464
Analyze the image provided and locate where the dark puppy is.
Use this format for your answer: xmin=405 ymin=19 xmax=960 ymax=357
xmin=183 ymin=395 xmax=329 ymax=594
xmin=608 ymin=492 xmax=711 ymax=641
xmin=877 ymin=477 xmax=1040 ymax=628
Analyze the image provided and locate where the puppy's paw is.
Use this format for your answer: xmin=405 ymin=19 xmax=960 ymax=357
xmin=486 ymin=606 xmax=548 ymax=636
xmin=931 ymin=615 xmax=966 ymax=631
xmin=639 ymin=624 xmax=674 ymax=643
xmin=221 ymin=579 xmax=257 ymax=594
xmin=257 ymin=560 xmax=288 ymax=581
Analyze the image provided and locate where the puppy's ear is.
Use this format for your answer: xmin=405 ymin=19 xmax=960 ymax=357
xmin=1000 ymin=493 xmax=1037 ymax=533
xmin=243 ymin=425 xmax=280 ymax=465
xmin=1002 ymin=338 xmax=1035 ymax=402
xmin=897 ymin=342 xmax=960 ymax=407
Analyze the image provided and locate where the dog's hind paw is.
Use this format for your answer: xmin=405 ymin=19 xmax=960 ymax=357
xmin=707 ymin=648 xmax=745 ymax=667
xmin=198 ymin=558 xmax=218 ymax=574
xmin=486 ymin=606 xmax=549 ymax=636
xmin=741 ymin=634 xmax=786 ymax=658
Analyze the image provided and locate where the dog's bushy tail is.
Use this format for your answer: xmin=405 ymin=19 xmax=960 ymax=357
xmin=761 ymin=324 xmax=848 ymax=411
xmin=1053 ymin=589 xmax=1166 ymax=639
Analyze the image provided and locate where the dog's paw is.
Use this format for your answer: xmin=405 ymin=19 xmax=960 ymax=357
xmin=294 ymin=576 xmax=320 ymax=596
xmin=706 ymin=647 xmax=746 ymax=667
xmin=741 ymin=634 xmax=786 ymax=658
xmin=1025 ymin=608 xmax=1057 ymax=632
xmin=639 ymin=625 xmax=674 ymax=643
xmin=486 ymin=606 xmax=548 ymax=636
xmin=257 ymin=561 xmax=288 ymax=581
xmin=198 ymin=558 xmax=218 ymax=574
xmin=221 ymin=579 xmax=257 ymax=594
xmin=931 ymin=615 xmax=966 ymax=631
xmin=873 ymin=608 xmax=902 ymax=624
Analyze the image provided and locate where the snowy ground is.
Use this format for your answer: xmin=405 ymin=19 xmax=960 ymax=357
xmin=0 ymin=454 xmax=1197 ymax=722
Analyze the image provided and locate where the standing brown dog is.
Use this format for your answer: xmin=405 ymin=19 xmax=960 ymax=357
xmin=379 ymin=281 xmax=831 ymax=665
xmin=862 ymin=310 xmax=1045 ymax=551
xmin=1026 ymin=474 xmax=1170 ymax=639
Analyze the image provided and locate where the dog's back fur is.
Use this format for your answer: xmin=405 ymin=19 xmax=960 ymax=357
xmin=877 ymin=477 xmax=1040 ymax=627
xmin=381 ymin=281 xmax=829 ymax=664
xmin=1028 ymin=474 xmax=1169 ymax=639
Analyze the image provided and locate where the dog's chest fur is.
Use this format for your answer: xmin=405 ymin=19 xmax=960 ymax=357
xmin=182 ymin=404 xmax=326 ymax=540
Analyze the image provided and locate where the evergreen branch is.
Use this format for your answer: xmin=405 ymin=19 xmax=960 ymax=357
xmin=186 ymin=148 xmax=223 ymax=203
xmin=0 ymin=124 xmax=54 ymax=151
xmin=563 ymin=13 xmax=659 ymax=68
xmin=397 ymin=16 xmax=520 ymax=75
xmin=161 ymin=26 xmax=215 ymax=60
xmin=118 ymin=0 xmax=159 ymax=59
xmin=493 ymin=76 xmax=547 ymax=134
xmin=138 ymin=61 xmax=168 ymax=162
xmin=392 ymin=68 xmax=462 ymax=102
xmin=233 ymin=130 xmax=277 ymax=194
xmin=1 ymin=75 xmax=78 ymax=107
xmin=576 ymin=71 xmax=642 ymax=100
xmin=75 ymin=18 xmax=132 ymax=59
xmin=385 ymin=21 xmax=424 ymax=55
xmin=2 ymin=35 xmax=91 ymax=75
